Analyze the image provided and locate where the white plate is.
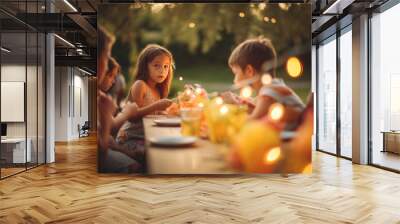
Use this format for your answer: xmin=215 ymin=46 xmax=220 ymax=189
xmin=149 ymin=136 xmax=197 ymax=147
xmin=153 ymin=118 xmax=181 ymax=127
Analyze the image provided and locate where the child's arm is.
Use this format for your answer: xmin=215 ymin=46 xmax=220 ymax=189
xmin=248 ymin=95 xmax=275 ymax=120
xmin=249 ymin=95 xmax=303 ymax=124
xmin=98 ymin=91 xmax=117 ymax=150
xmin=111 ymin=102 xmax=139 ymax=135
xmin=129 ymin=80 xmax=172 ymax=117
xmin=129 ymin=80 xmax=146 ymax=107
xmin=133 ymin=99 xmax=172 ymax=118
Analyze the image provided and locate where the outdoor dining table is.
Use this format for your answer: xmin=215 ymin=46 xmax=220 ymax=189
xmin=143 ymin=116 xmax=235 ymax=174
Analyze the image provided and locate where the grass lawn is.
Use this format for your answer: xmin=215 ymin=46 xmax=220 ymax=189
xmin=170 ymin=63 xmax=310 ymax=103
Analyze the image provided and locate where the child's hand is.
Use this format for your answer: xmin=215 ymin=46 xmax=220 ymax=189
xmin=166 ymin=102 xmax=180 ymax=116
xmin=220 ymin=91 xmax=240 ymax=105
xmin=155 ymin=99 xmax=173 ymax=111
xmin=121 ymin=102 xmax=139 ymax=120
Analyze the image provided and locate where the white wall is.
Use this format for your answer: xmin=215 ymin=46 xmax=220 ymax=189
xmin=1 ymin=64 xmax=46 ymax=164
xmin=1 ymin=65 xmax=26 ymax=138
xmin=54 ymin=67 xmax=89 ymax=141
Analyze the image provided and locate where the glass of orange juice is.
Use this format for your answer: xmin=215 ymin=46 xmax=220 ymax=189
xmin=180 ymin=107 xmax=202 ymax=137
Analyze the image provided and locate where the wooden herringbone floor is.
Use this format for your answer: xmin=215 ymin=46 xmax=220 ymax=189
xmin=1 ymin=135 xmax=400 ymax=224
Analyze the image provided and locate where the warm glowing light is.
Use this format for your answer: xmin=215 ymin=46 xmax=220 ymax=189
xmin=258 ymin=3 xmax=266 ymax=10
xmin=263 ymin=16 xmax=269 ymax=22
xmin=302 ymin=164 xmax=312 ymax=173
xmin=215 ymin=97 xmax=223 ymax=105
xmin=185 ymin=89 xmax=192 ymax=95
xmin=264 ymin=147 xmax=281 ymax=163
xmin=240 ymin=86 xmax=252 ymax=98
xmin=261 ymin=73 xmax=272 ymax=85
xmin=220 ymin=105 xmax=229 ymax=115
xmin=279 ymin=3 xmax=290 ymax=11
xmin=286 ymin=57 xmax=303 ymax=78
xmin=269 ymin=103 xmax=285 ymax=121
xmin=151 ymin=3 xmax=165 ymax=13
xmin=179 ymin=76 xmax=183 ymax=81
xmin=198 ymin=102 xmax=204 ymax=108
xmin=239 ymin=12 xmax=245 ymax=18
xmin=188 ymin=22 xmax=196 ymax=28
xmin=195 ymin=88 xmax=202 ymax=95
xmin=271 ymin=18 xmax=277 ymax=24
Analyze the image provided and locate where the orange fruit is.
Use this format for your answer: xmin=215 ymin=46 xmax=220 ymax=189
xmin=232 ymin=121 xmax=281 ymax=173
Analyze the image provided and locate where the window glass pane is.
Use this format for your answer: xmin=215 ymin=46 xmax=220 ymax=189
xmin=317 ymin=37 xmax=337 ymax=154
xmin=339 ymin=29 xmax=352 ymax=158
xmin=371 ymin=3 xmax=400 ymax=171
xmin=1 ymin=30 xmax=27 ymax=177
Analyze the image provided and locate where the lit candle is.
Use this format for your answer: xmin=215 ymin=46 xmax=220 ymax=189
xmin=215 ymin=97 xmax=223 ymax=105
xmin=240 ymin=86 xmax=252 ymax=98
xmin=195 ymin=88 xmax=202 ymax=95
xmin=264 ymin=147 xmax=281 ymax=164
xmin=179 ymin=76 xmax=183 ymax=81
xmin=269 ymin=103 xmax=284 ymax=121
xmin=239 ymin=12 xmax=245 ymax=18
xmin=220 ymin=105 xmax=229 ymax=115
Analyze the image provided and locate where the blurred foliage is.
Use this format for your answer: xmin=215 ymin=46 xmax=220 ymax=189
xmin=98 ymin=3 xmax=311 ymax=94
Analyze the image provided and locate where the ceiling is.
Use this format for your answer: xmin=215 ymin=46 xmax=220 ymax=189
xmin=0 ymin=0 xmax=392 ymax=73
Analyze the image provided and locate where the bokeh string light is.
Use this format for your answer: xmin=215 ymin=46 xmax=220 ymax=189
xmin=286 ymin=56 xmax=303 ymax=78
xmin=269 ymin=103 xmax=285 ymax=121
xmin=261 ymin=73 xmax=272 ymax=85
xmin=220 ymin=105 xmax=229 ymax=115
xmin=264 ymin=147 xmax=281 ymax=164
xmin=240 ymin=86 xmax=253 ymax=98
xmin=188 ymin=22 xmax=196 ymax=28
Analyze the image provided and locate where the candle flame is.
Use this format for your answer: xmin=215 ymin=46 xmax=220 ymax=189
xmin=271 ymin=18 xmax=277 ymax=24
xmin=264 ymin=147 xmax=281 ymax=163
xmin=269 ymin=103 xmax=284 ymax=121
xmin=188 ymin=22 xmax=196 ymax=28
xmin=261 ymin=73 xmax=272 ymax=85
xmin=195 ymin=88 xmax=202 ymax=95
xmin=239 ymin=12 xmax=245 ymax=18
xmin=179 ymin=76 xmax=183 ymax=81
xmin=263 ymin=16 xmax=269 ymax=22
xmin=286 ymin=57 xmax=303 ymax=78
xmin=215 ymin=97 xmax=223 ymax=105
xmin=220 ymin=105 xmax=229 ymax=115
xmin=185 ymin=89 xmax=192 ymax=95
xmin=240 ymin=86 xmax=252 ymax=98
